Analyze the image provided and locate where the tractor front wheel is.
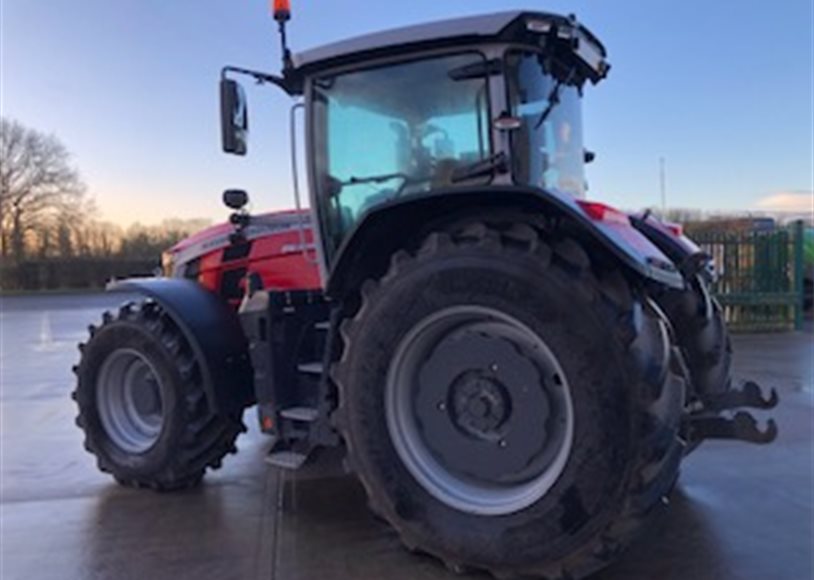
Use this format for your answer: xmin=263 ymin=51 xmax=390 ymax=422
xmin=73 ymin=300 xmax=245 ymax=490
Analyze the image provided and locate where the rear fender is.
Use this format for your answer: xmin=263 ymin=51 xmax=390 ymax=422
xmin=629 ymin=213 xmax=713 ymax=280
xmin=326 ymin=186 xmax=685 ymax=298
xmin=108 ymin=278 xmax=254 ymax=413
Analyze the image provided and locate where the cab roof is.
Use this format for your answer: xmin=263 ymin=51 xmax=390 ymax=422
xmin=292 ymin=10 xmax=606 ymax=75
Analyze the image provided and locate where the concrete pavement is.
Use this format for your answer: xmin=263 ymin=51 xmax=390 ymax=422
xmin=1 ymin=293 xmax=811 ymax=580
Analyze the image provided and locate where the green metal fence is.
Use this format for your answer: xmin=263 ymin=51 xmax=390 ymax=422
xmin=689 ymin=220 xmax=805 ymax=332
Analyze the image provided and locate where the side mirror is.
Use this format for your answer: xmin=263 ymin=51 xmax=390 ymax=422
xmin=584 ymin=149 xmax=596 ymax=164
xmin=223 ymin=189 xmax=249 ymax=210
xmin=220 ymin=79 xmax=248 ymax=155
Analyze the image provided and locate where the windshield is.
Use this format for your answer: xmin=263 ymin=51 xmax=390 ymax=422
xmin=506 ymin=51 xmax=586 ymax=198
xmin=312 ymin=53 xmax=492 ymax=254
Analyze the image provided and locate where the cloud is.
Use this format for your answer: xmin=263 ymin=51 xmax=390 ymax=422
xmin=753 ymin=191 xmax=814 ymax=213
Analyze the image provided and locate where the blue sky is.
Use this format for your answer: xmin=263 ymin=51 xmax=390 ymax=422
xmin=2 ymin=0 xmax=812 ymax=225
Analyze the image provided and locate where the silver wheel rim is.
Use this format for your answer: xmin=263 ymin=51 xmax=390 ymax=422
xmin=96 ymin=348 xmax=165 ymax=453
xmin=386 ymin=305 xmax=574 ymax=516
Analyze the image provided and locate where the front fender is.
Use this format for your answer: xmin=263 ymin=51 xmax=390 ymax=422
xmin=108 ymin=278 xmax=254 ymax=413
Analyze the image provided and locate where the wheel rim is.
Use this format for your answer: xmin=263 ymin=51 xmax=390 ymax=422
xmin=96 ymin=348 xmax=165 ymax=454
xmin=386 ymin=305 xmax=574 ymax=516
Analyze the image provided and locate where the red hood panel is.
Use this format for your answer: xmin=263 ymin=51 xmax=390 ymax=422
xmin=169 ymin=210 xmax=310 ymax=265
xmin=168 ymin=209 xmax=322 ymax=293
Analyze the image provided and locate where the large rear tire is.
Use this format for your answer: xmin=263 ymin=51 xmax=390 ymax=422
xmin=657 ymin=274 xmax=732 ymax=401
xmin=333 ymin=222 xmax=687 ymax=579
xmin=73 ymin=300 xmax=245 ymax=490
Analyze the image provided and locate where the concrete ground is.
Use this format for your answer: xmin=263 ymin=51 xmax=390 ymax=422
xmin=1 ymin=293 xmax=811 ymax=580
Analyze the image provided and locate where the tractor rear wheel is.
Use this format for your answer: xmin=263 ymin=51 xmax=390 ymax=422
xmin=333 ymin=222 xmax=687 ymax=579
xmin=73 ymin=300 xmax=245 ymax=490
xmin=657 ymin=273 xmax=732 ymax=400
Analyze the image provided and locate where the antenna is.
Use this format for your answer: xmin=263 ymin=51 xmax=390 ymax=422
xmin=272 ymin=0 xmax=293 ymax=71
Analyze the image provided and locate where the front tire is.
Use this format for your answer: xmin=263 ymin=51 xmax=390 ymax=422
xmin=73 ymin=300 xmax=245 ymax=491
xmin=333 ymin=223 xmax=687 ymax=578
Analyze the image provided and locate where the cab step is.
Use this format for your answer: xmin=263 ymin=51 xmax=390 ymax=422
xmin=279 ymin=406 xmax=319 ymax=422
xmin=297 ymin=362 xmax=323 ymax=375
xmin=265 ymin=450 xmax=308 ymax=470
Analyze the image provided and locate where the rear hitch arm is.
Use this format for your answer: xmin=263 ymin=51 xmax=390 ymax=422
xmin=686 ymin=412 xmax=778 ymax=445
xmin=704 ymin=381 xmax=779 ymax=413
xmin=684 ymin=380 xmax=779 ymax=445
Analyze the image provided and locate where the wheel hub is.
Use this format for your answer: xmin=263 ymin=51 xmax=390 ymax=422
xmin=96 ymin=348 xmax=165 ymax=454
xmin=131 ymin=376 xmax=161 ymax=415
xmin=386 ymin=305 xmax=574 ymax=516
xmin=450 ymin=373 xmax=509 ymax=440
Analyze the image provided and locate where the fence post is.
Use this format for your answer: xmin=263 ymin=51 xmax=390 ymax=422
xmin=793 ymin=219 xmax=804 ymax=331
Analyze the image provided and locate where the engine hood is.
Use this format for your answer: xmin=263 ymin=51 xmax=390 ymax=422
xmin=167 ymin=210 xmax=311 ymax=273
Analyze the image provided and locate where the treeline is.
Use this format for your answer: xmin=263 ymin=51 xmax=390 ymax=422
xmin=1 ymin=117 xmax=210 ymax=291
xmin=0 ymin=219 xmax=212 ymax=291
xmin=5 ymin=217 xmax=211 ymax=262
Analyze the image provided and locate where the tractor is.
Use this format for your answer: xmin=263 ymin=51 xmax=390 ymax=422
xmin=72 ymin=6 xmax=779 ymax=578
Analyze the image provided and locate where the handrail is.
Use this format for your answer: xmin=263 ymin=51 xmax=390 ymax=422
xmin=290 ymin=101 xmax=317 ymax=263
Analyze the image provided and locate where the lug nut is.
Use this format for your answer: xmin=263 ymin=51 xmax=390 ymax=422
xmin=498 ymin=440 xmax=507 ymax=448
xmin=437 ymin=402 xmax=446 ymax=411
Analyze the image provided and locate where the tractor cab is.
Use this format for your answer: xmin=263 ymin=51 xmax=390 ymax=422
xmin=308 ymin=45 xmax=601 ymax=258
xmin=221 ymin=10 xmax=609 ymax=277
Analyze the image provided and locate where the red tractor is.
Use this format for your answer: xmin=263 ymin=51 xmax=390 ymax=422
xmin=73 ymin=7 xmax=778 ymax=578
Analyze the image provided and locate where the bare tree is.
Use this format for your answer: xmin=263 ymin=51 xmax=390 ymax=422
xmin=0 ymin=118 xmax=88 ymax=261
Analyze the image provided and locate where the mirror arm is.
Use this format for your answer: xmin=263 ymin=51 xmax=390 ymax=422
xmin=221 ymin=66 xmax=297 ymax=95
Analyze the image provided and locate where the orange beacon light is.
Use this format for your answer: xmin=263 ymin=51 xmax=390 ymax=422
xmin=273 ymin=0 xmax=291 ymax=22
